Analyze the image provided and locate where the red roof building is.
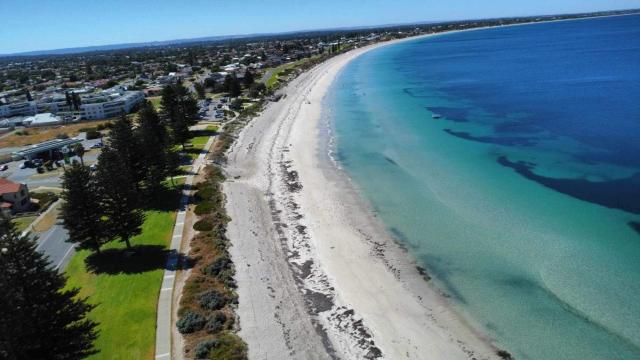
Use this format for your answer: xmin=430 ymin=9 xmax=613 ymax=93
xmin=0 ymin=178 xmax=30 ymax=214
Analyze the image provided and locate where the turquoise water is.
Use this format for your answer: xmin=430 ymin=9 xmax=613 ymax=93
xmin=329 ymin=15 xmax=640 ymax=359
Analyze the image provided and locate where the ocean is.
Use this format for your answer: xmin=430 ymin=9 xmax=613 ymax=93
xmin=328 ymin=15 xmax=640 ymax=359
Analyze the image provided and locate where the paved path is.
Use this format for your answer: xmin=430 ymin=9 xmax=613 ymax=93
xmin=36 ymin=224 xmax=74 ymax=270
xmin=154 ymin=135 xmax=215 ymax=360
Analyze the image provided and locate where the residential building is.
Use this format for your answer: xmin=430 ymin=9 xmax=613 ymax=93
xmin=0 ymin=178 xmax=31 ymax=215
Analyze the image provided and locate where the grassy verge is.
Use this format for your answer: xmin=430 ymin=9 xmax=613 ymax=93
xmin=64 ymin=185 xmax=181 ymax=360
xmin=12 ymin=215 xmax=37 ymax=233
xmin=148 ymin=96 xmax=162 ymax=111
xmin=32 ymin=200 xmax=61 ymax=232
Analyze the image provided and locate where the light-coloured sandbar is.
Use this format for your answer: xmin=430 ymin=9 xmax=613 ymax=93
xmin=224 ymin=36 xmax=503 ymax=359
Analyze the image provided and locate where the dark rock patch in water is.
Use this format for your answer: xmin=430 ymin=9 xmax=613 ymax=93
xmin=444 ymin=129 xmax=538 ymax=146
xmin=498 ymin=156 xmax=640 ymax=214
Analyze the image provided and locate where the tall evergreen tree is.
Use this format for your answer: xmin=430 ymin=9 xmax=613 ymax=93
xmin=161 ymin=82 xmax=198 ymax=149
xmin=0 ymin=216 xmax=98 ymax=359
xmin=137 ymin=101 xmax=171 ymax=195
xmin=108 ymin=115 xmax=143 ymax=188
xmin=243 ymin=69 xmax=254 ymax=87
xmin=61 ymin=164 xmax=108 ymax=254
xmin=160 ymin=84 xmax=178 ymax=122
xmin=96 ymin=146 xmax=144 ymax=249
xmin=224 ymin=74 xmax=241 ymax=97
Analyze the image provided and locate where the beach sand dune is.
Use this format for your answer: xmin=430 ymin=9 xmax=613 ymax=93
xmin=224 ymin=40 xmax=501 ymax=360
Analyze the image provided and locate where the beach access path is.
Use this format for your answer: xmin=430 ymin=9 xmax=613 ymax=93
xmin=223 ymin=39 xmax=502 ymax=360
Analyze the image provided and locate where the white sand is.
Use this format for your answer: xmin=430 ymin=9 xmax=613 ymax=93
xmin=224 ymin=38 xmax=502 ymax=359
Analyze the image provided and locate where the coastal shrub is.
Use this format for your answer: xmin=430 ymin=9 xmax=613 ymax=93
xmin=195 ymin=339 xmax=219 ymax=358
xmin=193 ymin=219 xmax=214 ymax=232
xmin=195 ymin=201 xmax=215 ymax=215
xmin=85 ymin=130 xmax=101 ymax=140
xmin=199 ymin=290 xmax=227 ymax=310
xmin=205 ymin=311 xmax=227 ymax=334
xmin=78 ymin=126 xmax=97 ymax=133
xmin=218 ymin=268 xmax=237 ymax=289
xmin=195 ymin=187 xmax=214 ymax=201
xmin=205 ymin=332 xmax=248 ymax=360
xmin=204 ymin=255 xmax=231 ymax=277
xmin=176 ymin=310 xmax=207 ymax=334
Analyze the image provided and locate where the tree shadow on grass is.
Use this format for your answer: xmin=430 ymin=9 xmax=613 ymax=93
xmin=85 ymin=245 xmax=193 ymax=275
xmin=191 ymin=129 xmax=217 ymax=138
xmin=144 ymin=185 xmax=183 ymax=212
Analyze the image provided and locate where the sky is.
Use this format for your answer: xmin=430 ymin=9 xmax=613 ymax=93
xmin=1 ymin=0 xmax=639 ymax=54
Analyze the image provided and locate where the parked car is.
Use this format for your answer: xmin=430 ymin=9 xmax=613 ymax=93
xmin=0 ymin=164 xmax=8 ymax=171
xmin=90 ymin=163 xmax=98 ymax=171
xmin=32 ymin=159 xmax=43 ymax=167
xmin=90 ymin=142 xmax=103 ymax=149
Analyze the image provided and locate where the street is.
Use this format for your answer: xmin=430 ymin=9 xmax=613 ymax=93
xmin=34 ymin=223 xmax=74 ymax=270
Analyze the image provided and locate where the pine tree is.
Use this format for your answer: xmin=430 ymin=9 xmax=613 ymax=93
xmin=108 ymin=115 xmax=143 ymax=188
xmin=161 ymin=82 xmax=198 ymax=149
xmin=61 ymin=164 xmax=108 ymax=254
xmin=243 ymin=69 xmax=254 ymax=87
xmin=137 ymin=101 xmax=172 ymax=196
xmin=0 ymin=216 xmax=98 ymax=359
xmin=160 ymin=84 xmax=178 ymax=122
xmin=224 ymin=74 xmax=241 ymax=97
xmin=96 ymin=146 xmax=144 ymax=249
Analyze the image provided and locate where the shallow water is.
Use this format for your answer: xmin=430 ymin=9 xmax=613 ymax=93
xmin=329 ymin=15 xmax=640 ymax=359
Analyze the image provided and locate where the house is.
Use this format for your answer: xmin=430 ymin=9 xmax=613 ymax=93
xmin=0 ymin=178 xmax=31 ymax=215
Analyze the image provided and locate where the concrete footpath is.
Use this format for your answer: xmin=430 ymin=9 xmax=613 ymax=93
xmin=155 ymin=135 xmax=215 ymax=360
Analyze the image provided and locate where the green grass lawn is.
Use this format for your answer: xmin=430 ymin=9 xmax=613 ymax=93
xmin=64 ymin=187 xmax=181 ymax=360
xmin=12 ymin=215 xmax=37 ymax=233
xmin=148 ymin=96 xmax=162 ymax=111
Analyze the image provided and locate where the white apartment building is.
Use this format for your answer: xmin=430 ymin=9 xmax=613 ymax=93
xmin=0 ymin=90 xmax=145 ymax=120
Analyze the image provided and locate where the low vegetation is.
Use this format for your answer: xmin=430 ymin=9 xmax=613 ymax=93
xmin=177 ymin=163 xmax=246 ymax=359
xmin=0 ymin=120 xmax=113 ymax=148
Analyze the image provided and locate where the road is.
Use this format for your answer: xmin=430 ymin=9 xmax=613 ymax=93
xmin=34 ymin=224 xmax=74 ymax=270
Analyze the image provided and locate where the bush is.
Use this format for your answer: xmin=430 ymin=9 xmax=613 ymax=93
xmin=195 ymin=339 xmax=219 ymax=358
xmin=176 ymin=310 xmax=206 ymax=334
xmin=193 ymin=219 xmax=214 ymax=232
xmin=194 ymin=201 xmax=215 ymax=215
xmin=55 ymin=133 xmax=69 ymax=139
xmin=204 ymin=255 xmax=231 ymax=277
xmin=199 ymin=290 xmax=227 ymax=311
xmin=86 ymin=130 xmax=101 ymax=140
xmin=206 ymin=311 xmax=227 ymax=334
xmin=195 ymin=187 xmax=214 ymax=201
xmin=206 ymin=332 xmax=248 ymax=360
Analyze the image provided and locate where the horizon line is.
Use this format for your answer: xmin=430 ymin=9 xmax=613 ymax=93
xmin=2 ymin=7 xmax=639 ymax=57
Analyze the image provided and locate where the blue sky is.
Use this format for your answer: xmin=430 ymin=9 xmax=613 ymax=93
xmin=1 ymin=0 xmax=638 ymax=54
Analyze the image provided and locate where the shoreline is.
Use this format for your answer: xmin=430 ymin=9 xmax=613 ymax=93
xmin=224 ymin=34 xmax=504 ymax=359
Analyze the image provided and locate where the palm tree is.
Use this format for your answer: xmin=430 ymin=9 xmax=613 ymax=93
xmin=73 ymin=143 xmax=86 ymax=165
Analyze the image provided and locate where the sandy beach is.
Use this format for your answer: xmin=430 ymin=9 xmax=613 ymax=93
xmin=224 ymin=38 xmax=502 ymax=359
